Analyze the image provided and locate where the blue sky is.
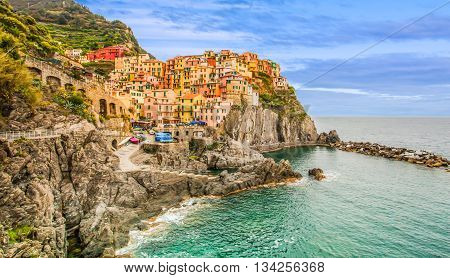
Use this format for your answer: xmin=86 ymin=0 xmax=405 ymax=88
xmin=79 ymin=0 xmax=450 ymax=116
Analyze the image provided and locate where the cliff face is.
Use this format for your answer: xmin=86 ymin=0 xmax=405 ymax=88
xmin=223 ymin=106 xmax=318 ymax=146
xmin=0 ymin=129 xmax=300 ymax=258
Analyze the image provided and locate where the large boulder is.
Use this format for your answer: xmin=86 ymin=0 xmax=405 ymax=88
xmin=317 ymin=130 xmax=341 ymax=145
xmin=308 ymin=168 xmax=326 ymax=181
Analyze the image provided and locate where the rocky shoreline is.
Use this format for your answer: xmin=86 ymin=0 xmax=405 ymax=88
xmin=333 ymin=141 xmax=449 ymax=170
xmin=0 ymin=131 xmax=302 ymax=258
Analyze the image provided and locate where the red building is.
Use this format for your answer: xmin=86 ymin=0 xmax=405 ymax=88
xmin=87 ymin=45 xmax=127 ymax=61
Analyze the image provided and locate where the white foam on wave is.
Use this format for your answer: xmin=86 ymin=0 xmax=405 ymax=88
xmin=323 ymin=170 xmax=340 ymax=182
xmin=116 ymin=197 xmax=213 ymax=256
xmin=289 ymin=177 xmax=308 ymax=187
xmin=155 ymin=198 xmax=207 ymax=225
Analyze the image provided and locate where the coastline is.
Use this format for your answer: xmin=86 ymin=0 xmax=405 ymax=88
xmin=252 ymin=142 xmax=330 ymax=153
xmin=253 ymin=140 xmax=449 ymax=171
xmin=115 ymin=176 xmax=302 ymax=257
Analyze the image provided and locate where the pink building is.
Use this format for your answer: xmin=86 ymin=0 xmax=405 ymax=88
xmin=144 ymin=89 xmax=179 ymax=126
xmin=200 ymin=98 xmax=233 ymax=127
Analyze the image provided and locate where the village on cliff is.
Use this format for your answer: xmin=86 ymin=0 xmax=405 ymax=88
xmin=63 ymin=45 xmax=290 ymax=128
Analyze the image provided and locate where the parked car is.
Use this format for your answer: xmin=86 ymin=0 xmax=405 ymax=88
xmin=129 ymin=137 xmax=139 ymax=144
xmin=189 ymin=120 xmax=207 ymax=126
xmin=155 ymin=132 xmax=173 ymax=143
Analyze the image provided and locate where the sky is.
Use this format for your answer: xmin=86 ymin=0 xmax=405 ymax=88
xmin=79 ymin=0 xmax=450 ymax=116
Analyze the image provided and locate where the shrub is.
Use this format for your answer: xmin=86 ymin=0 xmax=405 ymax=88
xmin=8 ymin=225 xmax=33 ymax=244
xmin=206 ymin=141 xmax=221 ymax=151
xmin=0 ymin=53 xmax=42 ymax=107
xmin=53 ymin=89 xmax=94 ymax=122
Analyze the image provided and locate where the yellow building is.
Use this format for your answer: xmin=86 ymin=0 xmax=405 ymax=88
xmin=142 ymin=59 xmax=166 ymax=78
xmin=236 ymin=60 xmax=251 ymax=80
xmin=224 ymin=75 xmax=249 ymax=105
xmin=179 ymin=93 xmax=206 ymax=122
xmin=130 ymin=90 xmax=145 ymax=120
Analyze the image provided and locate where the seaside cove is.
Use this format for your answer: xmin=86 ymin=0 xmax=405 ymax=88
xmin=122 ymin=118 xmax=450 ymax=258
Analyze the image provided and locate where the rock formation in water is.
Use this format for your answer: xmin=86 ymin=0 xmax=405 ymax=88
xmin=308 ymin=168 xmax=326 ymax=181
xmin=335 ymin=142 xmax=449 ymax=169
xmin=223 ymin=105 xmax=318 ymax=146
xmin=317 ymin=130 xmax=341 ymax=145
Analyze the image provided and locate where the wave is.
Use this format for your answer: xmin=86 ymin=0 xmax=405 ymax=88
xmin=116 ymin=197 xmax=213 ymax=256
xmin=323 ymin=170 xmax=340 ymax=182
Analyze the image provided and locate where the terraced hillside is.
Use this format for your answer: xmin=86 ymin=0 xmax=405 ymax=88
xmin=8 ymin=0 xmax=151 ymax=56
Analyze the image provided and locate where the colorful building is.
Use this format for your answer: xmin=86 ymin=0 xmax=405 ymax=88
xmin=220 ymin=74 xmax=249 ymax=105
xmin=144 ymin=89 xmax=178 ymax=126
xmin=274 ymin=76 xmax=289 ymax=90
xmin=87 ymin=45 xmax=128 ymax=61
xmin=180 ymin=93 xmax=206 ymax=123
xmin=108 ymin=50 xmax=290 ymax=128
xmin=200 ymin=98 xmax=233 ymax=127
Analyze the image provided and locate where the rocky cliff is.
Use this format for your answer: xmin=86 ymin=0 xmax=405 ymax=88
xmin=223 ymin=105 xmax=318 ymax=146
xmin=0 ymin=132 xmax=300 ymax=257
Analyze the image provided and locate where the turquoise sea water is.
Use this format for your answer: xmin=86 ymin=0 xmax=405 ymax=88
xmin=127 ymin=118 xmax=450 ymax=258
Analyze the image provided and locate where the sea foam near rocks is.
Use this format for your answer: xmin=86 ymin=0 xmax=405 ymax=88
xmin=116 ymin=198 xmax=213 ymax=256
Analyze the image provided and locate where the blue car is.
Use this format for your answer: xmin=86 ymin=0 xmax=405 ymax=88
xmin=155 ymin=132 xmax=173 ymax=143
xmin=189 ymin=120 xmax=207 ymax=126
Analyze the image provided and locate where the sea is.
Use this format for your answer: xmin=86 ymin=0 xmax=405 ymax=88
xmin=121 ymin=117 xmax=450 ymax=258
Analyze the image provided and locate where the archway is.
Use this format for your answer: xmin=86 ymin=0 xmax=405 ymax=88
xmin=28 ymin=67 xmax=42 ymax=80
xmin=112 ymin=139 xmax=118 ymax=150
xmin=99 ymin=99 xmax=107 ymax=117
xmin=109 ymin=103 xmax=117 ymax=115
xmin=77 ymin=89 xmax=86 ymax=97
xmin=46 ymin=76 xmax=61 ymax=88
xmin=65 ymin=83 xmax=75 ymax=92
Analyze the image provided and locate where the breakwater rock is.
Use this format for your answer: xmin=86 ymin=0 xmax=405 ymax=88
xmin=308 ymin=168 xmax=326 ymax=181
xmin=334 ymin=142 xmax=449 ymax=169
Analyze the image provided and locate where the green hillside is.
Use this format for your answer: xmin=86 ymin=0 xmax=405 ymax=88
xmin=8 ymin=0 xmax=150 ymax=56
xmin=0 ymin=0 xmax=59 ymax=59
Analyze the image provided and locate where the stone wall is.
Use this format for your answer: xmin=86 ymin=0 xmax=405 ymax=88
xmin=25 ymin=57 xmax=129 ymax=119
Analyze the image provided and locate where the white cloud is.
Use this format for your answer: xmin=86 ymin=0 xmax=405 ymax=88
xmin=300 ymin=87 xmax=370 ymax=95
xmin=296 ymin=86 xmax=425 ymax=100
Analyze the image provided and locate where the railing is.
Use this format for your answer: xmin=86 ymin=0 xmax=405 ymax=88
xmin=0 ymin=129 xmax=129 ymax=141
xmin=0 ymin=129 xmax=60 ymax=141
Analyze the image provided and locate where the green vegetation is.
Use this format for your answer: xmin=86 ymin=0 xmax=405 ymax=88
xmin=259 ymin=86 xmax=308 ymax=122
xmin=82 ymin=60 xmax=114 ymax=77
xmin=188 ymin=155 xmax=200 ymax=161
xmin=8 ymin=0 xmax=149 ymax=55
xmin=7 ymin=225 xmax=33 ymax=244
xmin=206 ymin=141 xmax=222 ymax=151
xmin=0 ymin=0 xmax=60 ymax=58
xmin=0 ymin=53 xmax=42 ymax=108
xmin=254 ymin=71 xmax=275 ymax=95
xmin=53 ymin=89 xmax=94 ymax=122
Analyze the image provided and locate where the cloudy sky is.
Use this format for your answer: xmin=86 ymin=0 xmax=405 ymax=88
xmin=79 ymin=0 xmax=450 ymax=116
